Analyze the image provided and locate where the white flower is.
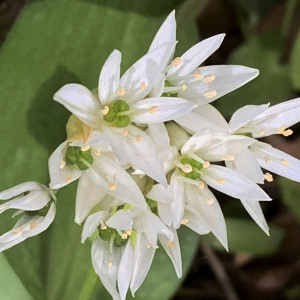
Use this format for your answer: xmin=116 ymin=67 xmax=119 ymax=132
xmin=147 ymin=11 xmax=259 ymax=105
xmin=0 ymin=182 xmax=56 ymax=251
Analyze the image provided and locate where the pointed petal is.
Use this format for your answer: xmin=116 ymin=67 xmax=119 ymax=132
xmin=54 ymin=84 xmax=102 ymax=128
xmin=0 ymin=182 xmax=44 ymax=200
xmin=168 ymin=34 xmax=225 ymax=77
xmin=149 ymin=73 xmax=166 ymax=97
xmin=98 ymin=50 xmax=121 ymax=105
xmin=181 ymin=129 xmax=213 ymax=154
xmin=170 ymin=174 xmax=185 ymax=229
xmin=148 ymin=123 xmax=170 ymax=149
xmin=183 ymin=205 xmax=210 ymax=235
xmin=106 ymin=210 xmax=133 ymax=230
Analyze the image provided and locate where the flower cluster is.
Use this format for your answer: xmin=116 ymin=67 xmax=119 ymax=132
xmin=1 ymin=11 xmax=300 ymax=300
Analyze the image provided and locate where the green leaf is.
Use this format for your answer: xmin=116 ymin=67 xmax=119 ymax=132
xmin=280 ymin=178 xmax=300 ymax=223
xmin=214 ymin=31 xmax=293 ymax=117
xmin=0 ymin=0 xmax=200 ymax=299
xmin=202 ymin=218 xmax=285 ymax=256
xmin=290 ymin=29 xmax=300 ymax=90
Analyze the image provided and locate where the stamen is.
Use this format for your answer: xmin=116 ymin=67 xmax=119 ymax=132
xmin=181 ymin=218 xmax=189 ymax=225
xmin=30 ymin=221 xmax=37 ymax=230
xmin=181 ymin=164 xmax=193 ymax=173
xmin=149 ymin=106 xmax=158 ymax=113
xmin=198 ymin=181 xmax=205 ymax=189
xmin=276 ymin=125 xmax=286 ymax=134
xmin=193 ymin=70 xmax=203 ymax=79
xmin=93 ymin=149 xmax=101 ymax=156
xmin=166 ymin=240 xmax=174 ymax=247
xmin=264 ymin=156 xmax=270 ymax=164
xmin=172 ymin=57 xmax=181 ymax=66
xmin=117 ymin=87 xmax=126 ymax=96
xmin=65 ymin=173 xmax=72 ymax=181
xmin=216 ymin=178 xmax=226 ymax=184
xmin=59 ymin=160 xmax=66 ymax=169
xmin=121 ymin=233 xmax=128 ymax=239
xmin=140 ymin=82 xmax=146 ymax=90
xmin=100 ymin=223 xmax=107 ymax=230
xmin=13 ymin=227 xmax=22 ymax=234
xmin=102 ymin=106 xmax=109 ymax=115
xmin=222 ymin=154 xmax=235 ymax=161
xmin=203 ymin=74 xmax=215 ymax=83
xmin=147 ymin=242 xmax=152 ymax=248
xmin=280 ymin=158 xmax=289 ymax=166
xmin=81 ymin=145 xmax=90 ymax=151
xmin=181 ymin=84 xmax=187 ymax=91
xmin=260 ymin=129 xmax=265 ymax=136
xmin=134 ymin=134 xmax=143 ymax=142
xmin=122 ymin=128 xmax=129 ymax=136
xmin=82 ymin=125 xmax=93 ymax=144
xmin=108 ymin=262 xmax=113 ymax=268
xmin=125 ymin=229 xmax=132 ymax=236
xmin=264 ymin=172 xmax=273 ymax=182
xmin=283 ymin=129 xmax=293 ymax=137
xmin=203 ymin=161 xmax=210 ymax=168
xmin=203 ymin=89 xmax=217 ymax=99
xmin=108 ymin=182 xmax=116 ymax=191
xmin=204 ymin=196 xmax=214 ymax=205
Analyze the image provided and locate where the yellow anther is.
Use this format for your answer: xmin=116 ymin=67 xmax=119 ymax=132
xmin=121 ymin=233 xmax=128 ymax=239
xmin=149 ymin=105 xmax=158 ymax=113
xmin=108 ymin=182 xmax=116 ymax=191
xmin=93 ymin=149 xmax=101 ymax=156
xmin=198 ymin=181 xmax=205 ymax=189
xmin=203 ymin=74 xmax=216 ymax=83
xmin=59 ymin=160 xmax=66 ymax=170
xmin=264 ymin=172 xmax=273 ymax=182
xmin=259 ymin=129 xmax=265 ymax=136
xmin=30 ymin=221 xmax=37 ymax=230
xmin=204 ymin=196 xmax=214 ymax=205
xmin=166 ymin=240 xmax=174 ymax=247
xmin=140 ymin=82 xmax=146 ymax=90
xmin=283 ymin=129 xmax=293 ymax=137
xmin=216 ymin=178 xmax=226 ymax=184
xmin=125 ymin=229 xmax=132 ymax=236
xmin=172 ymin=57 xmax=181 ymax=66
xmin=117 ymin=87 xmax=126 ymax=96
xmin=193 ymin=70 xmax=203 ymax=79
xmin=222 ymin=154 xmax=235 ymax=161
xmin=81 ymin=145 xmax=90 ymax=151
xmin=280 ymin=159 xmax=289 ymax=166
xmin=108 ymin=262 xmax=113 ymax=268
xmin=203 ymin=161 xmax=210 ymax=168
xmin=13 ymin=227 xmax=22 ymax=234
xmin=276 ymin=125 xmax=286 ymax=134
xmin=122 ymin=128 xmax=129 ymax=136
xmin=134 ymin=134 xmax=143 ymax=142
xmin=65 ymin=173 xmax=72 ymax=181
xmin=101 ymin=223 xmax=107 ymax=230
xmin=181 ymin=218 xmax=189 ymax=225
xmin=102 ymin=106 xmax=109 ymax=115
xmin=182 ymin=164 xmax=193 ymax=173
xmin=203 ymin=89 xmax=217 ymax=99
xmin=182 ymin=84 xmax=188 ymax=91
xmin=264 ymin=156 xmax=270 ymax=164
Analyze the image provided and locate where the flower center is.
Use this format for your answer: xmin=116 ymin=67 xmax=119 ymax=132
xmin=178 ymin=157 xmax=203 ymax=180
xmin=26 ymin=200 xmax=54 ymax=217
xmin=103 ymin=100 xmax=131 ymax=128
xmin=64 ymin=146 xmax=94 ymax=170
xmin=98 ymin=225 xmax=129 ymax=247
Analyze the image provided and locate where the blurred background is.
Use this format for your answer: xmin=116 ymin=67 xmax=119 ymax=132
xmin=0 ymin=0 xmax=300 ymax=299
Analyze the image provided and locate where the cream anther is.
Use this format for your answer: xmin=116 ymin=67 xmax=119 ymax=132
xmin=259 ymin=129 xmax=265 ymax=136
xmin=147 ymin=242 xmax=152 ymax=248
xmin=108 ymin=182 xmax=116 ymax=191
xmin=204 ymin=196 xmax=214 ymax=205
xmin=13 ymin=227 xmax=22 ymax=234
xmin=108 ymin=262 xmax=113 ymax=268
xmin=134 ymin=134 xmax=143 ymax=142
xmin=216 ymin=178 xmax=226 ymax=184
xmin=117 ymin=87 xmax=126 ymax=96
xmin=172 ymin=57 xmax=181 ymax=66
xmin=280 ymin=159 xmax=289 ymax=166
xmin=264 ymin=172 xmax=273 ymax=182
xmin=203 ymin=89 xmax=217 ymax=99
xmin=125 ymin=229 xmax=132 ymax=236
xmin=264 ymin=156 xmax=270 ymax=164
xmin=122 ymin=128 xmax=129 ymax=136
xmin=65 ymin=173 xmax=72 ymax=181
xmin=283 ymin=129 xmax=293 ymax=137
xmin=222 ymin=154 xmax=235 ymax=161
xmin=149 ymin=106 xmax=158 ymax=114
xmin=121 ymin=233 xmax=128 ymax=239
xmin=101 ymin=223 xmax=107 ymax=230
xmin=182 ymin=84 xmax=187 ymax=91
xmin=276 ymin=125 xmax=286 ymax=134
xmin=30 ymin=221 xmax=37 ymax=230
xmin=140 ymin=82 xmax=146 ymax=90
xmin=181 ymin=218 xmax=189 ymax=225
xmin=59 ymin=160 xmax=66 ymax=170
xmin=81 ymin=145 xmax=91 ymax=151
xmin=198 ymin=181 xmax=205 ymax=189
xmin=193 ymin=70 xmax=203 ymax=79
xmin=166 ymin=240 xmax=174 ymax=247
xmin=102 ymin=106 xmax=110 ymax=115
xmin=182 ymin=164 xmax=193 ymax=173
xmin=203 ymin=74 xmax=215 ymax=83
xmin=93 ymin=149 xmax=101 ymax=156
xmin=203 ymin=161 xmax=210 ymax=168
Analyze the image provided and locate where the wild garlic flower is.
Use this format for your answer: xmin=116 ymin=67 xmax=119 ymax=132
xmin=0 ymin=182 xmax=56 ymax=251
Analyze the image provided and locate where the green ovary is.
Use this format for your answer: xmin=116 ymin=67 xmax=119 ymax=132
xmin=103 ymin=100 xmax=131 ymax=128
xmin=98 ymin=226 xmax=129 ymax=247
xmin=64 ymin=146 xmax=94 ymax=170
xmin=178 ymin=157 xmax=203 ymax=180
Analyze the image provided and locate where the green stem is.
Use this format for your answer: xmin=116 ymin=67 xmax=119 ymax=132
xmin=281 ymin=0 xmax=299 ymax=37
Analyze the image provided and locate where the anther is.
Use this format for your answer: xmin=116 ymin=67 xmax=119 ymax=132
xmin=203 ymin=89 xmax=217 ymax=99
xmin=280 ymin=159 xmax=289 ymax=166
xmin=260 ymin=129 xmax=265 ymax=136
xmin=108 ymin=182 xmax=116 ymax=191
xmin=93 ymin=149 xmax=101 ymax=156
xmin=81 ymin=145 xmax=90 ymax=151
xmin=102 ymin=106 xmax=109 ymax=115
xmin=172 ymin=57 xmax=181 ymax=66
xmin=125 ymin=229 xmax=132 ymax=236
xmin=198 ymin=181 xmax=205 ymax=189
xmin=276 ymin=125 xmax=286 ymax=134
xmin=166 ymin=240 xmax=174 ymax=247
xmin=283 ymin=129 xmax=293 ymax=137
xmin=193 ymin=70 xmax=203 ymax=79
xmin=13 ymin=227 xmax=22 ymax=234
xmin=264 ymin=172 xmax=273 ymax=182
xmin=59 ymin=160 xmax=66 ymax=169
xmin=216 ymin=178 xmax=226 ymax=184
xmin=203 ymin=74 xmax=215 ymax=83
xmin=122 ymin=128 xmax=129 ymax=136
xmin=203 ymin=161 xmax=210 ymax=168
xmin=264 ymin=156 xmax=270 ymax=164
xmin=181 ymin=84 xmax=187 ymax=91
xmin=147 ymin=242 xmax=152 ymax=248
xmin=182 ymin=164 xmax=193 ymax=173
xmin=149 ymin=106 xmax=158 ymax=113
xmin=181 ymin=218 xmax=189 ymax=225
xmin=117 ymin=87 xmax=126 ymax=96
xmin=121 ymin=233 xmax=128 ymax=239
xmin=65 ymin=173 xmax=72 ymax=181
xmin=101 ymin=223 xmax=107 ymax=230
xmin=30 ymin=221 xmax=37 ymax=230
xmin=140 ymin=82 xmax=146 ymax=90
xmin=204 ymin=196 xmax=214 ymax=205
xmin=222 ymin=154 xmax=235 ymax=161
xmin=108 ymin=262 xmax=113 ymax=268
xmin=134 ymin=134 xmax=143 ymax=142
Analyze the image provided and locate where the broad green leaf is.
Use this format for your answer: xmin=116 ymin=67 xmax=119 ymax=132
xmin=0 ymin=0 xmax=202 ymax=299
xmin=202 ymin=217 xmax=285 ymax=256
xmin=280 ymin=178 xmax=300 ymax=223
xmin=290 ymin=29 xmax=300 ymax=89
xmin=214 ymin=31 xmax=293 ymax=117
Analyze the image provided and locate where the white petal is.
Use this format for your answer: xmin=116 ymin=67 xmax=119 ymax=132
xmin=170 ymin=174 xmax=185 ymax=229
xmin=130 ymin=233 xmax=156 ymax=295
xmin=98 ymin=50 xmax=121 ymax=105
xmin=149 ymin=73 xmax=166 ymax=97
xmin=148 ymin=123 xmax=170 ymax=149
xmin=0 ymin=182 xmax=44 ymax=200
xmin=48 ymin=141 xmax=82 ymax=189
xmin=201 ymin=165 xmax=271 ymax=201
xmin=181 ymin=129 xmax=213 ymax=154
xmin=240 ymin=199 xmax=269 ymax=235
xmin=132 ymin=97 xmax=195 ymax=124
xmin=183 ymin=205 xmax=210 ymax=235
xmin=229 ymin=104 xmax=270 ymax=133
xmin=178 ymin=65 xmax=259 ymax=105
xmin=149 ymin=10 xmax=176 ymax=51
xmin=157 ymin=202 xmax=173 ymax=226
xmin=54 ymin=84 xmax=101 ymax=128
xmin=75 ymin=173 xmax=107 ymax=225
xmin=167 ymin=34 xmax=225 ymax=77
xmin=159 ymin=227 xmax=182 ymax=278
xmin=147 ymin=184 xmax=173 ymax=203
xmin=118 ymin=241 xmax=134 ymax=300
xmin=250 ymin=143 xmax=300 ymax=182
xmin=81 ymin=211 xmax=109 ymax=243
xmin=106 ymin=210 xmax=133 ymax=230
